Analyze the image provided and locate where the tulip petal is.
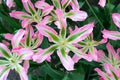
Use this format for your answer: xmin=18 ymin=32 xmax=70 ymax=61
xmin=67 ymin=22 xmax=94 ymax=43
xmin=9 ymin=11 xmax=30 ymax=20
xmin=57 ymin=48 xmax=74 ymax=71
xmin=102 ymin=29 xmax=120 ymax=40
xmin=66 ymin=10 xmax=88 ymax=21
xmin=12 ymin=29 xmax=25 ymax=47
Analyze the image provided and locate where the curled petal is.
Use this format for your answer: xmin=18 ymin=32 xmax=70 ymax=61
xmin=57 ymin=49 xmax=74 ymax=71
xmin=102 ymin=29 xmax=120 ymax=40
xmin=112 ymin=13 xmax=120 ymax=28
xmin=9 ymin=11 xmax=30 ymax=20
xmin=98 ymin=0 xmax=106 ymax=7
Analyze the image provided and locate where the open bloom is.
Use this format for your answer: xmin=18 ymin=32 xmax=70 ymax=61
xmin=35 ymin=0 xmax=87 ymax=29
xmin=97 ymin=43 xmax=120 ymax=69
xmin=95 ymin=63 xmax=120 ymax=80
xmin=5 ymin=26 xmax=43 ymax=50
xmin=33 ymin=21 xmax=94 ymax=71
xmin=9 ymin=0 xmax=53 ymax=28
xmin=0 ymin=43 xmax=34 ymax=80
xmin=72 ymin=33 xmax=107 ymax=62
xmin=98 ymin=0 xmax=106 ymax=7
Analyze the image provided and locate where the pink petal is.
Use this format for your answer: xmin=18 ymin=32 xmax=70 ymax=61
xmin=6 ymin=0 xmax=16 ymax=8
xmin=21 ymin=19 xmax=33 ymax=28
xmin=42 ymin=6 xmax=54 ymax=16
xmin=4 ymin=33 xmax=13 ymax=40
xmin=0 ymin=66 xmax=10 ymax=80
xmin=0 ymin=43 xmax=11 ymax=56
xmin=112 ymin=13 xmax=120 ymax=28
xmin=19 ymin=66 xmax=28 ymax=80
xmin=102 ymin=29 xmax=120 ymax=40
xmin=12 ymin=29 xmax=25 ymax=47
xmin=18 ymin=48 xmax=34 ymax=60
xmin=72 ymin=54 xmax=82 ymax=63
xmin=35 ymin=1 xmax=50 ymax=9
xmin=68 ymin=22 xmax=94 ymax=43
xmin=106 ymin=43 xmax=116 ymax=58
xmin=36 ymin=24 xmax=58 ymax=42
xmin=67 ymin=10 xmax=88 ymax=21
xmin=97 ymin=50 xmax=106 ymax=62
xmin=57 ymin=50 xmax=74 ymax=71
xmin=61 ymin=0 xmax=71 ymax=9
xmin=33 ymin=48 xmax=52 ymax=63
xmin=98 ymin=0 xmax=106 ymax=7
xmin=94 ymin=68 xmax=106 ymax=80
xmin=9 ymin=11 xmax=29 ymax=20
xmin=22 ymin=0 xmax=36 ymax=14
xmin=55 ymin=9 xmax=67 ymax=29
xmin=70 ymin=0 xmax=80 ymax=10
xmin=23 ymin=60 xmax=29 ymax=73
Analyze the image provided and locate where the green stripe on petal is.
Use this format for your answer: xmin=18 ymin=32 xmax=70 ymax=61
xmin=26 ymin=28 xmax=31 ymax=47
xmin=45 ymin=30 xmax=60 ymax=43
xmin=0 ymin=47 xmax=11 ymax=59
xmin=43 ymin=44 xmax=59 ymax=55
xmin=27 ymin=3 xmax=35 ymax=15
xmin=52 ymin=0 xmax=61 ymax=9
xmin=0 ymin=60 xmax=9 ymax=66
xmin=66 ymin=44 xmax=82 ymax=56
xmin=0 ymin=66 xmax=11 ymax=78
xmin=60 ymin=26 xmax=66 ymax=39
xmin=67 ymin=30 xmax=86 ymax=42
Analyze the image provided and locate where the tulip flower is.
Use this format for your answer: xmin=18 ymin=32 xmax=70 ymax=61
xmin=33 ymin=22 xmax=94 ymax=71
xmin=0 ymin=43 xmax=34 ymax=80
xmin=9 ymin=0 xmax=53 ymax=28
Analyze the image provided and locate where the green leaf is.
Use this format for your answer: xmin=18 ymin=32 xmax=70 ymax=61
xmin=67 ymin=30 xmax=86 ymax=42
xmin=0 ymin=47 xmax=11 ymax=59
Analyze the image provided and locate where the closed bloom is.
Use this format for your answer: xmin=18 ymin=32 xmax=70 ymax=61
xmin=98 ymin=0 xmax=106 ymax=7
xmin=6 ymin=0 xmax=16 ymax=8
xmin=112 ymin=13 xmax=120 ymax=28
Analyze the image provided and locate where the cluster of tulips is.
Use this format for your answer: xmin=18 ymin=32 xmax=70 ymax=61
xmin=1 ymin=0 xmax=120 ymax=80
